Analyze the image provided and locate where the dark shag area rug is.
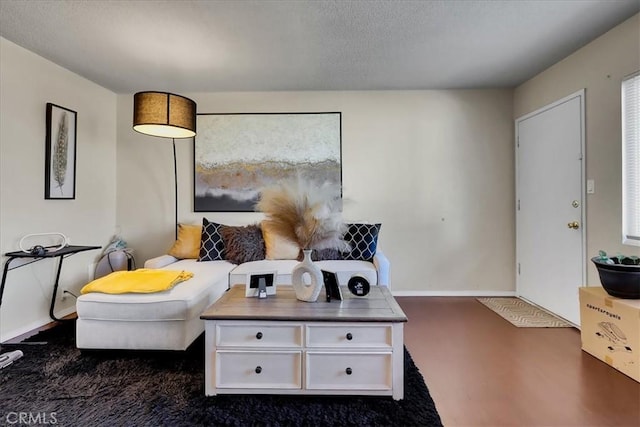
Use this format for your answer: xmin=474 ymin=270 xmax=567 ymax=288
xmin=0 ymin=322 xmax=442 ymax=426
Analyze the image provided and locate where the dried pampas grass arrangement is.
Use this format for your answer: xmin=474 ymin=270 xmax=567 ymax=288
xmin=256 ymin=175 xmax=348 ymax=251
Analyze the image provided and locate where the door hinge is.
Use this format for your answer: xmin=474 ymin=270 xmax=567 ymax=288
xmin=517 ymin=137 xmax=519 ymax=148
xmin=517 ymin=200 xmax=520 ymax=211
xmin=518 ymin=263 xmax=521 ymax=275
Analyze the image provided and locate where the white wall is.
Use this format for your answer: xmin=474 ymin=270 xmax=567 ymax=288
xmin=117 ymin=89 xmax=515 ymax=294
xmin=0 ymin=38 xmax=117 ymax=341
xmin=514 ymin=14 xmax=640 ymax=285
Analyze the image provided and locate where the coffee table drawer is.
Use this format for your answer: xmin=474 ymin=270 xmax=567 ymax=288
xmin=306 ymin=324 xmax=392 ymax=348
xmin=305 ymin=352 xmax=392 ymax=390
xmin=216 ymin=350 xmax=302 ymax=389
xmin=216 ymin=323 xmax=302 ymax=348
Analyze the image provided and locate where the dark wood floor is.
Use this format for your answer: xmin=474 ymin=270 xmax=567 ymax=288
xmin=396 ymin=297 xmax=640 ymax=427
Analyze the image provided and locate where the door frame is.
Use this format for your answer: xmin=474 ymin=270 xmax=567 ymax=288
xmin=514 ymin=89 xmax=587 ymax=307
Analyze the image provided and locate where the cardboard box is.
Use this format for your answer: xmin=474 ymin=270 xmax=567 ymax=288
xmin=579 ymin=287 xmax=640 ymax=382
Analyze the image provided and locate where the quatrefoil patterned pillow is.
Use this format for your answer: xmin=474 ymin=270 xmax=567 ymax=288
xmin=198 ymin=218 xmax=225 ymax=261
xmin=342 ymin=223 xmax=381 ymax=262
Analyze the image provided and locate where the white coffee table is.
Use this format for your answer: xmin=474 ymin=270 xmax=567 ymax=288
xmin=201 ymin=284 xmax=407 ymax=399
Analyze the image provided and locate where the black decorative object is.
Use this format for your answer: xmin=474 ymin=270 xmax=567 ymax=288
xmin=45 ymin=103 xmax=77 ymax=199
xmin=322 ymin=270 xmax=342 ymax=302
xmin=29 ymin=245 xmax=46 ymax=256
xmin=592 ymin=257 xmax=640 ymax=299
xmin=348 ymin=274 xmax=371 ymax=297
xmin=0 ymin=322 xmax=443 ymax=427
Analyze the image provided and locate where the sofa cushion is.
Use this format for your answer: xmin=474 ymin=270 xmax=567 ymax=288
xmin=168 ymin=223 xmax=202 ymax=259
xmin=76 ymin=259 xmax=235 ymax=322
xmin=342 ymin=223 xmax=381 ymax=262
xmin=298 ymin=248 xmax=342 ymax=261
xmin=221 ymin=224 xmax=265 ymax=264
xmin=229 ymin=259 xmax=299 ymax=286
xmin=315 ymin=260 xmax=378 ymax=286
xmin=198 ymin=218 xmax=225 ymax=261
xmin=316 ymin=260 xmax=378 ymax=286
xmin=261 ymin=221 xmax=300 ymax=260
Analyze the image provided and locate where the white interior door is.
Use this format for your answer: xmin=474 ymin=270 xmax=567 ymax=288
xmin=516 ymin=90 xmax=585 ymax=326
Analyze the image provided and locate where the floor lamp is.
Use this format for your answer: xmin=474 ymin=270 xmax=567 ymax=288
xmin=133 ymin=91 xmax=197 ymax=240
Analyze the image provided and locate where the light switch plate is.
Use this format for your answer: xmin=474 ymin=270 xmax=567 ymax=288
xmin=587 ymin=179 xmax=595 ymax=194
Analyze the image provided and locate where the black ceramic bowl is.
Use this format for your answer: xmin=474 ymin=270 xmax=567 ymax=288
xmin=591 ymin=257 xmax=640 ymax=299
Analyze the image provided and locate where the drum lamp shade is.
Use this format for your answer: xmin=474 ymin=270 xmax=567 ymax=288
xmin=133 ymin=91 xmax=196 ymax=138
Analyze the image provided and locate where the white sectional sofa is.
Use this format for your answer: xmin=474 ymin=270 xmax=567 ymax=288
xmin=76 ymin=221 xmax=388 ymax=351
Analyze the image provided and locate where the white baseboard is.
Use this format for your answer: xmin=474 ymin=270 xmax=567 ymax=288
xmin=0 ymin=306 xmax=76 ymax=343
xmin=391 ymin=290 xmax=516 ymax=297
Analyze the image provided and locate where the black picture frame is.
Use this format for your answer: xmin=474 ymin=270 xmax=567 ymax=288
xmin=194 ymin=112 xmax=342 ymax=212
xmin=322 ymin=270 xmax=343 ymax=302
xmin=45 ymin=103 xmax=77 ymax=200
xmin=245 ymin=271 xmax=277 ymax=298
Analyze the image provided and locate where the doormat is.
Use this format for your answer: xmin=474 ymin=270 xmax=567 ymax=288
xmin=477 ymin=297 xmax=573 ymax=328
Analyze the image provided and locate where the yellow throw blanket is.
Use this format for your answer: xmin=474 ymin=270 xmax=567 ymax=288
xmin=80 ymin=269 xmax=194 ymax=295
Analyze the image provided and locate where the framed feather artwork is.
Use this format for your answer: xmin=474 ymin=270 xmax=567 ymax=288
xmin=45 ymin=103 xmax=77 ymax=199
xmin=194 ymin=112 xmax=341 ymax=212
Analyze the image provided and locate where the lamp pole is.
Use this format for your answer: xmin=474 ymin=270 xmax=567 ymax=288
xmin=173 ymin=138 xmax=178 ymax=241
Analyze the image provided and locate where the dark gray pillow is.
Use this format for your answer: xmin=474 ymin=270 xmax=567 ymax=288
xmin=221 ymin=224 xmax=265 ymax=264
xmin=298 ymin=248 xmax=342 ymax=262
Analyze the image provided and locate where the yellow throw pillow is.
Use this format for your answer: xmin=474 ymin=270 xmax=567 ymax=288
xmin=261 ymin=221 xmax=301 ymax=260
xmin=168 ymin=224 xmax=202 ymax=259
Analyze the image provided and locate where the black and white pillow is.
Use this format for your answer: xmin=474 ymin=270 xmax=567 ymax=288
xmin=198 ymin=218 xmax=225 ymax=261
xmin=342 ymin=223 xmax=381 ymax=262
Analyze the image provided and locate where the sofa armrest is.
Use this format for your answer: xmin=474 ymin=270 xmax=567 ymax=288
xmin=373 ymin=249 xmax=390 ymax=287
xmin=144 ymin=254 xmax=179 ymax=269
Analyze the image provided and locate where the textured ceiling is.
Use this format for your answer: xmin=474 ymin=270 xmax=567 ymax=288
xmin=1 ymin=0 xmax=638 ymax=93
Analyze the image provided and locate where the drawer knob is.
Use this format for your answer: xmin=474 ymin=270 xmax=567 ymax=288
xmin=256 ymin=332 xmax=263 ymax=340
xmin=345 ymin=367 xmax=352 ymax=375
xmin=346 ymin=332 xmax=353 ymax=341
xmin=255 ymin=366 xmax=262 ymax=374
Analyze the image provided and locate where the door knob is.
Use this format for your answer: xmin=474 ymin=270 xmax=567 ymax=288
xmin=567 ymin=221 xmax=580 ymax=229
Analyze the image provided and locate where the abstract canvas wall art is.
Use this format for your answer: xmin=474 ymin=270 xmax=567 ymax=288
xmin=194 ymin=112 xmax=341 ymax=212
